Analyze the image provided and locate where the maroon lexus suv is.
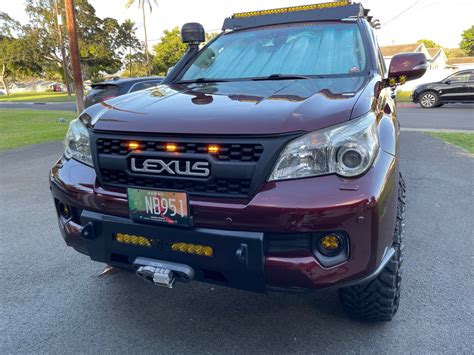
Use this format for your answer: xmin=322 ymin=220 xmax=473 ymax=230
xmin=49 ymin=1 xmax=427 ymax=321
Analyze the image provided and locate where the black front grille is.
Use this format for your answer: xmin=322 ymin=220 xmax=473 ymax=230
xmin=92 ymin=132 xmax=301 ymax=199
xmin=101 ymin=169 xmax=251 ymax=196
xmin=97 ymin=138 xmax=264 ymax=162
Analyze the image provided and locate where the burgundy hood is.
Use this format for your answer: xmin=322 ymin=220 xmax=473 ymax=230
xmin=88 ymin=77 xmax=368 ymax=135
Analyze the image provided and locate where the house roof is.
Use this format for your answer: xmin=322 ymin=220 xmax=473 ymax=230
xmin=381 ymin=44 xmax=420 ymax=57
xmin=447 ymin=57 xmax=474 ymax=65
xmin=426 ymin=48 xmax=441 ymax=57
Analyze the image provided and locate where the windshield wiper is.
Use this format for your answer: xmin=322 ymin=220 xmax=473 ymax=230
xmin=178 ymin=78 xmax=232 ymax=84
xmin=178 ymin=74 xmax=320 ymax=84
xmin=252 ymin=74 xmax=319 ymax=81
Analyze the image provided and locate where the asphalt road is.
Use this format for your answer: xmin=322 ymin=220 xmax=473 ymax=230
xmin=398 ymin=105 xmax=474 ymax=131
xmin=1 ymin=132 xmax=473 ymax=354
xmin=0 ymin=101 xmax=76 ymax=111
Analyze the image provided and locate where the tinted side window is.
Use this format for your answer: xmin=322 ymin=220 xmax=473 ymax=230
xmin=88 ymin=85 xmax=119 ymax=98
xmin=449 ymin=72 xmax=472 ymax=82
xmin=129 ymin=81 xmax=160 ymax=93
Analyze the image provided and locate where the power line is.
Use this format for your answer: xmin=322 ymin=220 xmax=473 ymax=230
xmin=384 ymin=0 xmax=422 ymax=26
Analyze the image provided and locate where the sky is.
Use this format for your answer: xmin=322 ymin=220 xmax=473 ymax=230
xmin=1 ymin=0 xmax=472 ymax=48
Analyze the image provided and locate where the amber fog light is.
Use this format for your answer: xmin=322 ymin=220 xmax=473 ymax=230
xmin=58 ymin=202 xmax=71 ymax=219
xmin=317 ymin=233 xmax=344 ymax=257
xmin=115 ymin=233 xmax=152 ymax=248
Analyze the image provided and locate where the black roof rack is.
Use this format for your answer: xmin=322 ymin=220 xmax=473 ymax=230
xmin=222 ymin=1 xmax=379 ymax=31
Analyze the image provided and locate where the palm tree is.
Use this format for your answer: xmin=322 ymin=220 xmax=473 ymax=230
xmin=125 ymin=0 xmax=158 ymax=75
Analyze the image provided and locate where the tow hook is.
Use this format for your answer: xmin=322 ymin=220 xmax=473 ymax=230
xmin=133 ymin=257 xmax=195 ymax=288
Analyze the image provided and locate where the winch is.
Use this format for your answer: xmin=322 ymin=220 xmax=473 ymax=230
xmin=133 ymin=257 xmax=195 ymax=288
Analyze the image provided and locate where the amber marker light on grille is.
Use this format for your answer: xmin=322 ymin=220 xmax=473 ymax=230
xmin=115 ymin=233 xmax=152 ymax=248
xmin=128 ymin=142 xmax=140 ymax=150
xmin=165 ymin=143 xmax=177 ymax=152
xmin=208 ymin=145 xmax=220 ymax=154
xmin=171 ymin=242 xmax=214 ymax=257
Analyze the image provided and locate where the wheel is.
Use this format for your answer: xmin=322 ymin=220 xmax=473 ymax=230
xmin=339 ymin=173 xmax=406 ymax=321
xmin=419 ymin=91 xmax=439 ymax=108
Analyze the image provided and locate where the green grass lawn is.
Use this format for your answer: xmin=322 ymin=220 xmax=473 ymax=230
xmin=430 ymin=132 xmax=474 ymax=154
xmin=0 ymin=92 xmax=75 ymax=103
xmin=0 ymin=109 xmax=76 ymax=150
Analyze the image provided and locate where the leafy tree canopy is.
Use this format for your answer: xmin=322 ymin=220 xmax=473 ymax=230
xmin=205 ymin=32 xmax=219 ymax=43
xmin=0 ymin=14 xmax=42 ymax=92
xmin=24 ymin=0 xmax=139 ymax=82
xmin=459 ymin=25 xmax=474 ymax=56
xmin=416 ymin=39 xmax=441 ymax=48
xmin=445 ymin=48 xmax=467 ymax=58
xmin=152 ymin=27 xmax=187 ymax=75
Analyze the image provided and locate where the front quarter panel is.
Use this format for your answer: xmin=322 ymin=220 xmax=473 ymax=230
xmin=377 ymin=86 xmax=398 ymax=156
xmin=351 ymin=75 xmax=398 ymax=156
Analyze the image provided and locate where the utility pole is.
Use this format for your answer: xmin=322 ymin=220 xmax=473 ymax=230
xmin=53 ymin=0 xmax=72 ymax=96
xmin=129 ymin=46 xmax=133 ymax=77
xmin=64 ymin=0 xmax=84 ymax=113
xmin=141 ymin=3 xmax=151 ymax=75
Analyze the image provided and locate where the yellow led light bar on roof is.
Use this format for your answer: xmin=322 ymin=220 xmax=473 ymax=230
xmin=233 ymin=1 xmax=350 ymax=19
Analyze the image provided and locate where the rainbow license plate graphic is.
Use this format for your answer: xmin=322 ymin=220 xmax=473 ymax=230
xmin=128 ymin=188 xmax=189 ymax=226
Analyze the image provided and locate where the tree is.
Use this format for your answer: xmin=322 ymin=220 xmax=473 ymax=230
xmin=459 ymin=25 xmax=474 ymax=56
xmin=0 ymin=15 xmax=42 ymax=93
xmin=24 ymin=0 xmax=124 ymax=82
xmin=445 ymin=48 xmax=467 ymax=58
xmin=205 ymin=32 xmax=219 ymax=44
xmin=416 ymin=39 xmax=440 ymax=48
xmin=125 ymin=0 xmax=158 ymax=75
xmin=151 ymin=27 xmax=187 ymax=75
xmin=116 ymin=19 xmax=141 ymax=76
xmin=124 ymin=52 xmax=148 ymax=77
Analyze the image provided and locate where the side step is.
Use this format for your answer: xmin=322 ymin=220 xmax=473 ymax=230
xmin=133 ymin=257 xmax=195 ymax=288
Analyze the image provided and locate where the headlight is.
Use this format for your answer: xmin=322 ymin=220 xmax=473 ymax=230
xmin=269 ymin=113 xmax=379 ymax=181
xmin=64 ymin=118 xmax=93 ymax=167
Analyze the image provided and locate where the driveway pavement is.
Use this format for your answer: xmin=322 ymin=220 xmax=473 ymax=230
xmin=1 ymin=132 xmax=473 ymax=354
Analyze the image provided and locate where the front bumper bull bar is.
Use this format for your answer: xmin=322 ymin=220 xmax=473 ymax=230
xmin=80 ymin=210 xmax=266 ymax=292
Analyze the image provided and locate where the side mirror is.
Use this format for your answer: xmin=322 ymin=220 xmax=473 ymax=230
xmin=181 ymin=23 xmax=205 ymax=45
xmin=444 ymin=79 xmax=451 ymax=85
xmin=387 ymin=53 xmax=428 ymax=87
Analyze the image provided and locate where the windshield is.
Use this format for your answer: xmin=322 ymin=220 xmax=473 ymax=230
xmin=181 ymin=23 xmax=367 ymax=82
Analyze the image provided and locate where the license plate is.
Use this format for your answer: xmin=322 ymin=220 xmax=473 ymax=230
xmin=128 ymin=188 xmax=189 ymax=226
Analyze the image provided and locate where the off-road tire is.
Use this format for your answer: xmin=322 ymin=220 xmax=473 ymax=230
xmin=419 ymin=91 xmax=439 ymax=108
xmin=339 ymin=173 xmax=406 ymax=321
